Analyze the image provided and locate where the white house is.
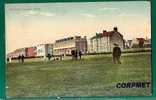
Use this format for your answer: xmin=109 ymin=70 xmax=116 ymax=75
xmin=89 ymin=27 xmax=124 ymax=53
xmin=36 ymin=44 xmax=53 ymax=57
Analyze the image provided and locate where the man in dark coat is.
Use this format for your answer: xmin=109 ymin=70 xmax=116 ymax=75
xmin=112 ymin=43 xmax=121 ymax=64
xmin=75 ymin=49 xmax=78 ymax=60
xmin=47 ymin=53 xmax=51 ymax=61
xmin=71 ymin=50 xmax=75 ymax=60
xmin=21 ymin=54 xmax=25 ymax=63
xmin=79 ymin=50 xmax=82 ymax=60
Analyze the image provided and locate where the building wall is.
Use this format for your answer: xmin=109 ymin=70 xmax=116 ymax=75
xmin=7 ymin=52 xmax=16 ymax=58
xmin=36 ymin=44 xmax=53 ymax=57
xmin=90 ymin=32 xmax=124 ymax=53
xmin=99 ymin=37 xmax=111 ymax=52
xmin=144 ymin=39 xmax=151 ymax=47
xmin=131 ymin=38 xmax=138 ymax=46
xmin=7 ymin=48 xmax=26 ymax=58
xmin=131 ymin=38 xmax=151 ymax=48
xmin=47 ymin=44 xmax=53 ymax=55
xmin=90 ymin=37 xmax=111 ymax=53
xmin=53 ymin=39 xmax=76 ymax=55
xmin=54 ymin=39 xmax=75 ymax=50
xmin=25 ymin=47 xmax=37 ymax=57
xmin=127 ymin=40 xmax=132 ymax=48
xmin=75 ymin=37 xmax=87 ymax=54
xmin=36 ymin=44 xmax=46 ymax=57
xmin=53 ymin=36 xmax=87 ymax=55
xmin=90 ymin=39 xmax=96 ymax=53
xmin=13 ymin=48 xmax=26 ymax=58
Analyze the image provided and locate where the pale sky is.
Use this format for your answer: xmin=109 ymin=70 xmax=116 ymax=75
xmin=5 ymin=1 xmax=151 ymax=53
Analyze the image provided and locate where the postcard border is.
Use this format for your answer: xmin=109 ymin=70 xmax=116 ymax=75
xmin=1 ymin=0 xmax=155 ymax=100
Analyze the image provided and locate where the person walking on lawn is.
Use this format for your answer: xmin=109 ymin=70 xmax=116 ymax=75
xmin=112 ymin=43 xmax=121 ymax=64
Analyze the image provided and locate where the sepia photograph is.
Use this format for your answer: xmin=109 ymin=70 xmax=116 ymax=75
xmin=5 ymin=1 xmax=151 ymax=98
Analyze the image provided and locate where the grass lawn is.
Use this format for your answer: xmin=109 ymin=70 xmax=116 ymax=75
xmin=6 ymin=52 xmax=151 ymax=97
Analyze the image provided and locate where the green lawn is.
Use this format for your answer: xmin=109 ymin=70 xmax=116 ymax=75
xmin=6 ymin=52 xmax=151 ymax=97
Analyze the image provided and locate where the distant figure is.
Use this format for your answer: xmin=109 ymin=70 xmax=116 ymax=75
xmin=9 ymin=57 xmax=12 ymax=63
xmin=112 ymin=43 xmax=121 ymax=64
xmin=79 ymin=50 xmax=82 ymax=60
xmin=21 ymin=54 xmax=25 ymax=63
xmin=18 ymin=54 xmax=21 ymax=63
xmin=7 ymin=58 xmax=9 ymax=62
xmin=71 ymin=50 xmax=75 ymax=60
xmin=47 ymin=54 xmax=51 ymax=61
xmin=75 ymin=49 xmax=78 ymax=60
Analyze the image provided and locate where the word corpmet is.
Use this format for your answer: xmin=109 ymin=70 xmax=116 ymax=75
xmin=116 ymin=82 xmax=150 ymax=88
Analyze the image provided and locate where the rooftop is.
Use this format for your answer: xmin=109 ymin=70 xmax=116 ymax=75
xmin=55 ymin=36 xmax=86 ymax=43
xmin=91 ymin=27 xmax=123 ymax=40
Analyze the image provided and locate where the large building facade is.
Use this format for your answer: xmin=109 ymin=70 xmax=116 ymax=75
xmin=36 ymin=44 xmax=53 ymax=57
xmin=53 ymin=36 xmax=87 ymax=55
xmin=25 ymin=46 xmax=37 ymax=57
xmin=10 ymin=48 xmax=26 ymax=58
xmin=7 ymin=44 xmax=53 ymax=59
xmin=89 ymin=27 xmax=124 ymax=53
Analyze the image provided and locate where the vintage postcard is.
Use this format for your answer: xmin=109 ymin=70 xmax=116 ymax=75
xmin=5 ymin=1 xmax=151 ymax=98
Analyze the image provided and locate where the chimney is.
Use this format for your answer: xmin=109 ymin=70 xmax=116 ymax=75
xmin=113 ymin=27 xmax=118 ymax=32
